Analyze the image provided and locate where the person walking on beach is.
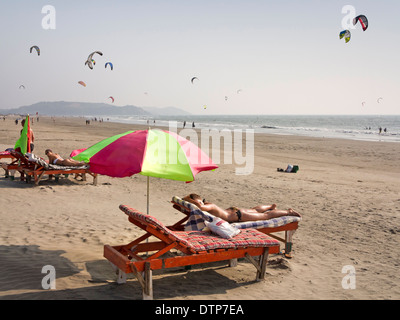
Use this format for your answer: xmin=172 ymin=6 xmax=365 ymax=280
xmin=183 ymin=193 xmax=301 ymax=223
xmin=45 ymin=149 xmax=86 ymax=166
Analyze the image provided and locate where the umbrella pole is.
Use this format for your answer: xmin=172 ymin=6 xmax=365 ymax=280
xmin=147 ymin=175 xmax=150 ymax=215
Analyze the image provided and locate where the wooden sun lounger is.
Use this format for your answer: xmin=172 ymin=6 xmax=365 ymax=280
xmin=171 ymin=196 xmax=300 ymax=258
xmin=1 ymin=151 xmax=33 ymax=180
xmin=8 ymin=151 xmax=98 ymax=186
xmin=104 ymin=204 xmax=280 ymax=300
xmin=0 ymin=151 xmax=17 ymax=178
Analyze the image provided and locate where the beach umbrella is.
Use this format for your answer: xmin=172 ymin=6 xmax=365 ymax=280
xmin=72 ymin=129 xmax=218 ymax=213
xmin=14 ymin=115 xmax=31 ymax=154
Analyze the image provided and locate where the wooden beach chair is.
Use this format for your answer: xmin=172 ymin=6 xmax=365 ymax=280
xmin=171 ymin=196 xmax=301 ymax=258
xmin=0 ymin=150 xmax=17 ymax=178
xmin=9 ymin=151 xmax=98 ymax=186
xmin=104 ymin=204 xmax=280 ymax=300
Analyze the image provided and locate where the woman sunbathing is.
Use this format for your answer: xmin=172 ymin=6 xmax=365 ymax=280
xmin=45 ymin=149 xmax=86 ymax=167
xmin=183 ymin=193 xmax=301 ymax=223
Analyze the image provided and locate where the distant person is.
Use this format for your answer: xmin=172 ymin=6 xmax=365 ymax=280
xmin=379 ymin=127 xmax=382 ymax=134
xmin=20 ymin=119 xmax=35 ymax=152
xmin=183 ymin=121 xmax=186 ymax=128
xmin=15 ymin=119 xmax=18 ymax=125
xmin=192 ymin=121 xmax=195 ymax=128
xmin=45 ymin=149 xmax=86 ymax=166
xmin=384 ymin=128 xmax=387 ymax=133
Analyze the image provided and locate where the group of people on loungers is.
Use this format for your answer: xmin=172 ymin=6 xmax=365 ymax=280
xmin=183 ymin=193 xmax=301 ymax=223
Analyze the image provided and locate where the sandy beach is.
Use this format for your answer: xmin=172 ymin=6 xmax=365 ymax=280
xmin=0 ymin=116 xmax=399 ymax=300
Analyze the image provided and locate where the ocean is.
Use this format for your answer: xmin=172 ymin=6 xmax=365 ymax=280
xmin=104 ymin=114 xmax=400 ymax=143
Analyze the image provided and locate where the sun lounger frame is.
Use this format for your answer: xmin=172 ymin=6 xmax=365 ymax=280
xmin=104 ymin=205 xmax=280 ymax=300
xmin=5 ymin=151 xmax=97 ymax=186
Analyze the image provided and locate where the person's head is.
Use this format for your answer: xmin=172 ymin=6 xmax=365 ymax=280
xmin=21 ymin=119 xmax=25 ymax=126
xmin=45 ymin=149 xmax=53 ymax=156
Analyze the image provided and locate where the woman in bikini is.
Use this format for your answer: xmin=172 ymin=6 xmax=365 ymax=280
xmin=45 ymin=149 xmax=86 ymax=166
xmin=183 ymin=193 xmax=301 ymax=223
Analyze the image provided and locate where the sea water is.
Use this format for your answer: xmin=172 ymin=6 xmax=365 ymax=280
xmin=104 ymin=114 xmax=400 ymax=143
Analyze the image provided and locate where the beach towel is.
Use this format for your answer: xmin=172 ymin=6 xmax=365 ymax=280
xmin=173 ymin=195 xmax=241 ymax=237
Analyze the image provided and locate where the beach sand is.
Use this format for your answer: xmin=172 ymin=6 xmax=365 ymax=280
xmin=0 ymin=116 xmax=399 ymax=300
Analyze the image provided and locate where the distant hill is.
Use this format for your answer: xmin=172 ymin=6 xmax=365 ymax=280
xmin=0 ymin=101 xmax=191 ymax=117
xmin=141 ymin=106 xmax=191 ymax=116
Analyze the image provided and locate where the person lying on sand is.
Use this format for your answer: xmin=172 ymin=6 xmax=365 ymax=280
xmin=45 ymin=149 xmax=86 ymax=167
xmin=183 ymin=193 xmax=301 ymax=223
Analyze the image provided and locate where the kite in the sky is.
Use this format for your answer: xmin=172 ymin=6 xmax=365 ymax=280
xmin=85 ymin=51 xmax=103 ymax=69
xmin=19 ymin=85 xmax=26 ymax=89
xmin=78 ymin=81 xmax=86 ymax=87
xmin=377 ymin=97 xmax=383 ymax=103
xmin=191 ymin=77 xmax=198 ymax=84
xmin=353 ymin=15 xmax=368 ymax=31
xmin=30 ymin=46 xmax=40 ymax=56
xmin=105 ymin=62 xmax=113 ymax=70
xmin=339 ymin=30 xmax=351 ymax=43
xmin=108 ymin=96 xmax=114 ymax=103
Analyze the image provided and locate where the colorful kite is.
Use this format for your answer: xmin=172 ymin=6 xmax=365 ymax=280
xmin=339 ymin=30 xmax=351 ymax=43
xmin=30 ymin=46 xmax=40 ymax=56
xmin=353 ymin=15 xmax=368 ymax=31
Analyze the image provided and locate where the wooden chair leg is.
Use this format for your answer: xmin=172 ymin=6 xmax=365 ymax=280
xmin=117 ymin=269 xmax=127 ymax=284
xmin=229 ymin=258 xmax=238 ymax=267
xmin=143 ymin=262 xmax=153 ymax=300
xmin=256 ymin=248 xmax=269 ymax=281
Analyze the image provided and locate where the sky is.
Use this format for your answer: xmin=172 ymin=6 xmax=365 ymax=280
xmin=0 ymin=0 xmax=399 ymax=115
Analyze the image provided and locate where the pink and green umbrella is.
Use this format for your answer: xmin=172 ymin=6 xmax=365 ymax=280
xmin=72 ymin=129 xmax=218 ymax=182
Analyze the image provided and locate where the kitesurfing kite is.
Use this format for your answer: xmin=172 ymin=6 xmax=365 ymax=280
xmin=362 ymin=101 xmax=366 ymax=107
xmin=19 ymin=85 xmax=26 ymax=89
xmin=377 ymin=97 xmax=383 ymax=103
xmin=105 ymin=62 xmax=113 ymax=70
xmin=339 ymin=30 xmax=351 ymax=43
xmin=30 ymin=46 xmax=40 ymax=56
xmin=108 ymin=96 xmax=114 ymax=103
xmin=191 ymin=77 xmax=198 ymax=84
xmin=85 ymin=51 xmax=103 ymax=69
xmin=78 ymin=81 xmax=86 ymax=87
xmin=353 ymin=15 xmax=368 ymax=31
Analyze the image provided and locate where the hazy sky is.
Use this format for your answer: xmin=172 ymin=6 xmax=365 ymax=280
xmin=0 ymin=0 xmax=399 ymax=115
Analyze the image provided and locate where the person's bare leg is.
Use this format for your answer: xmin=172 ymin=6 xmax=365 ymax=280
xmin=61 ymin=159 xmax=85 ymax=166
xmin=239 ymin=208 xmax=301 ymax=222
xmin=252 ymin=204 xmax=277 ymax=212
